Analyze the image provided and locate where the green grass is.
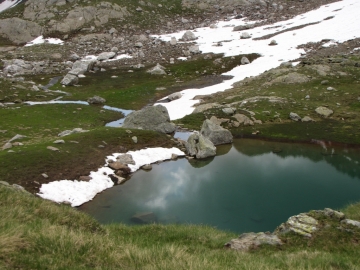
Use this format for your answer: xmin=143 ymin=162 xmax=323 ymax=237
xmin=1 ymin=184 xmax=360 ymax=269
xmin=0 ymin=127 xmax=177 ymax=193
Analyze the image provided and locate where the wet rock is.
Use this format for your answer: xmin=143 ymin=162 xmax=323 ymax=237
xmin=315 ymin=106 xmax=333 ymax=118
xmin=200 ymin=119 xmax=233 ymax=146
xmin=225 ymin=232 xmax=283 ymax=251
xmin=109 ymin=174 xmax=126 ymax=185
xmin=289 ymin=112 xmax=301 ymax=121
xmin=122 ymin=105 xmax=176 ymax=134
xmin=141 ymin=164 xmax=152 ymax=170
xmin=185 ymin=132 xmax=216 ymax=159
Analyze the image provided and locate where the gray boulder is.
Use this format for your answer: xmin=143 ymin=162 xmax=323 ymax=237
xmin=170 ymin=37 xmax=177 ymax=45
xmin=87 ymin=96 xmax=106 ymax=104
xmin=168 ymin=92 xmax=182 ymax=101
xmin=61 ymin=74 xmax=79 ymax=86
xmin=147 ymin=63 xmax=166 ymax=75
xmin=289 ymin=112 xmax=301 ymax=121
xmin=200 ymin=119 xmax=233 ymax=145
xmin=122 ymin=105 xmax=176 ymax=134
xmin=315 ymin=106 xmax=333 ymax=118
xmin=276 ymin=213 xmax=319 ymax=238
xmin=185 ymin=132 xmax=216 ymax=159
xmin=0 ymin=18 xmax=42 ymax=45
xmin=189 ymin=45 xmax=200 ymax=54
xmin=182 ymin=31 xmax=196 ymax=41
xmin=97 ymin=52 xmax=116 ymax=61
xmin=233 ymin=114 xmax=254 ymax=126
xmin=72 ymin=60 xmax=96 ymax=73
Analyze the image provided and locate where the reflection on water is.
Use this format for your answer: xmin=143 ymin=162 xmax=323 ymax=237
xmin=80 ymin=139 xmax=360 ymax=233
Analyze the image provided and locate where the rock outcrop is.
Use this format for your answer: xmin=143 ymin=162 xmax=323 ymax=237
xmin=200 ymin=119 xmax=233 ymax=145
xmin=0 ymin=18 xmax=42 ymax=44
xmin=122 ymin=105 xmax=176 ymax=134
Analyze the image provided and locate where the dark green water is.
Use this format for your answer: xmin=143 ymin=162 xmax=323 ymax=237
xmin=79 ymin=139 xmax=360 ymax=233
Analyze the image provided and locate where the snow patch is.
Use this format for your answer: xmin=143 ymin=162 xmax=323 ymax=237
xmin=25 ymin=35 xmax=64 ymax=47
xmin=37 ymin=147 xmax=185 ymax=207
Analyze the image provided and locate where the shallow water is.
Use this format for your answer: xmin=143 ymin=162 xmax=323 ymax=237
xmin=79 ymin=139 xmax=360 ymax=233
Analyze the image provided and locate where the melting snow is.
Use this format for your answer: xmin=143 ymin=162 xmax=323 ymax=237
xmin=37 ymin=147 xmax=185 ymax=206
xmin=154 ymin=0 xmax=360 ymax=120
xmin=25 ymin=35 xmax=64 ymax=47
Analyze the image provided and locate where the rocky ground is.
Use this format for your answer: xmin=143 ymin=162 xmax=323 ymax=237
xmin=1 ymin=0 xmax=360 ymax=194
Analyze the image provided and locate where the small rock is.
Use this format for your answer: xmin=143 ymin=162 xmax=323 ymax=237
xmin=79 ymin=176 xmax=92 ymax=181
xmin=315 ymin=106 xmax=333 ymax=118
xmin=289 ymin=112 xmax=301 ymax=121
xmin=132 ymin=136 xmax=138 ymax=143
xmin=141 ymin=164 xmax=152 ymax=170
xmin=222 ymin=107 xmax=235 ymax=115
xmin=240 ymin=32 xmax=251 ymax=39
xmin=47 ymin=146 xmax=59 ymax=151
xmin=301 ymin=116 xmax=314 ymax=122
xmin=42 ymin=173 xmax=49 ymax=178
xmin=2 ymin=142 xmax=12 ymax=150
xmin=53 ymin=140 xmax=65 ymax=144
xmin=241 ymin=57 xmax=250 ymax=65
xmin=87 ymin=96 xmax=106 ymax=104
xmin=182 ymin=31 xmax=196 ymax=41
xmin=341 ymin=219 xmax=360 ymax=228
xmin=269 ymin=40 xmax=277 ymax=46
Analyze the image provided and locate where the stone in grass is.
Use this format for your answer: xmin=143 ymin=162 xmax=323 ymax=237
xmin=225 ymin=232 xmax=283 ymax=251
xmin=47 ymin=146 xmax=59 ymax=151
xmin=341 ymin=219 xmax=360 ymax=228
xmin=146 ymin=63 xmax=166 ymax=75
xmin=289 ymin=112 xmax=301 ymax=121
xmin=241 ymin=56 xmax=250 ymax=65
xmin=61 ymin=74 xmax=79 ymax=86
xmin=276 ymin=213 xmax=318 ymax=238
xmin=315 ymin=106 xmax=333 ymax=118
xmin=301 ymin=116 xmax=314 ymax=122
xmin=87 ymin=96 xmax=106 ymax=104
xmin=53 ymin=140 xmax=65 ymax=144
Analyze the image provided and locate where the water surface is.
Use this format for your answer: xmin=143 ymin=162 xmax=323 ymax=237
xmin=80 ymin=139 xmax=360 ymax=233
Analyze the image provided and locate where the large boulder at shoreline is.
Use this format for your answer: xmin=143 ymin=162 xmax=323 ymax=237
xmin=122 ymin=105 xmax=176 ymax=134
xmin=185 ymin=132 xmax=216 ymax=159
xmin=200 ymin=119 xmax=233 ymax=145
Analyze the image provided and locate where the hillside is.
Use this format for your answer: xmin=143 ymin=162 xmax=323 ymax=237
xmin=1 ymin=0 xmax=360 ymax=268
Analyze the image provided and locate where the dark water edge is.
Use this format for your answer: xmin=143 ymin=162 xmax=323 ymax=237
xmin=79 ymin=139 xmax=360 ymax=234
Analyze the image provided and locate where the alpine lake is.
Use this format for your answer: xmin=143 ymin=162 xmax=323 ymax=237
xmin=79 ymin=137 xmax=360 ymax=234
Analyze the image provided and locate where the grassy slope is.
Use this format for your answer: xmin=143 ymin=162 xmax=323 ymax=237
xmin=1 ymin=185 xmax=360 ymax=269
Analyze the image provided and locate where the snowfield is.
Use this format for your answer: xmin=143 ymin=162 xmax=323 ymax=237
xmin=154 ymin=0 xmax=360 ymax=120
